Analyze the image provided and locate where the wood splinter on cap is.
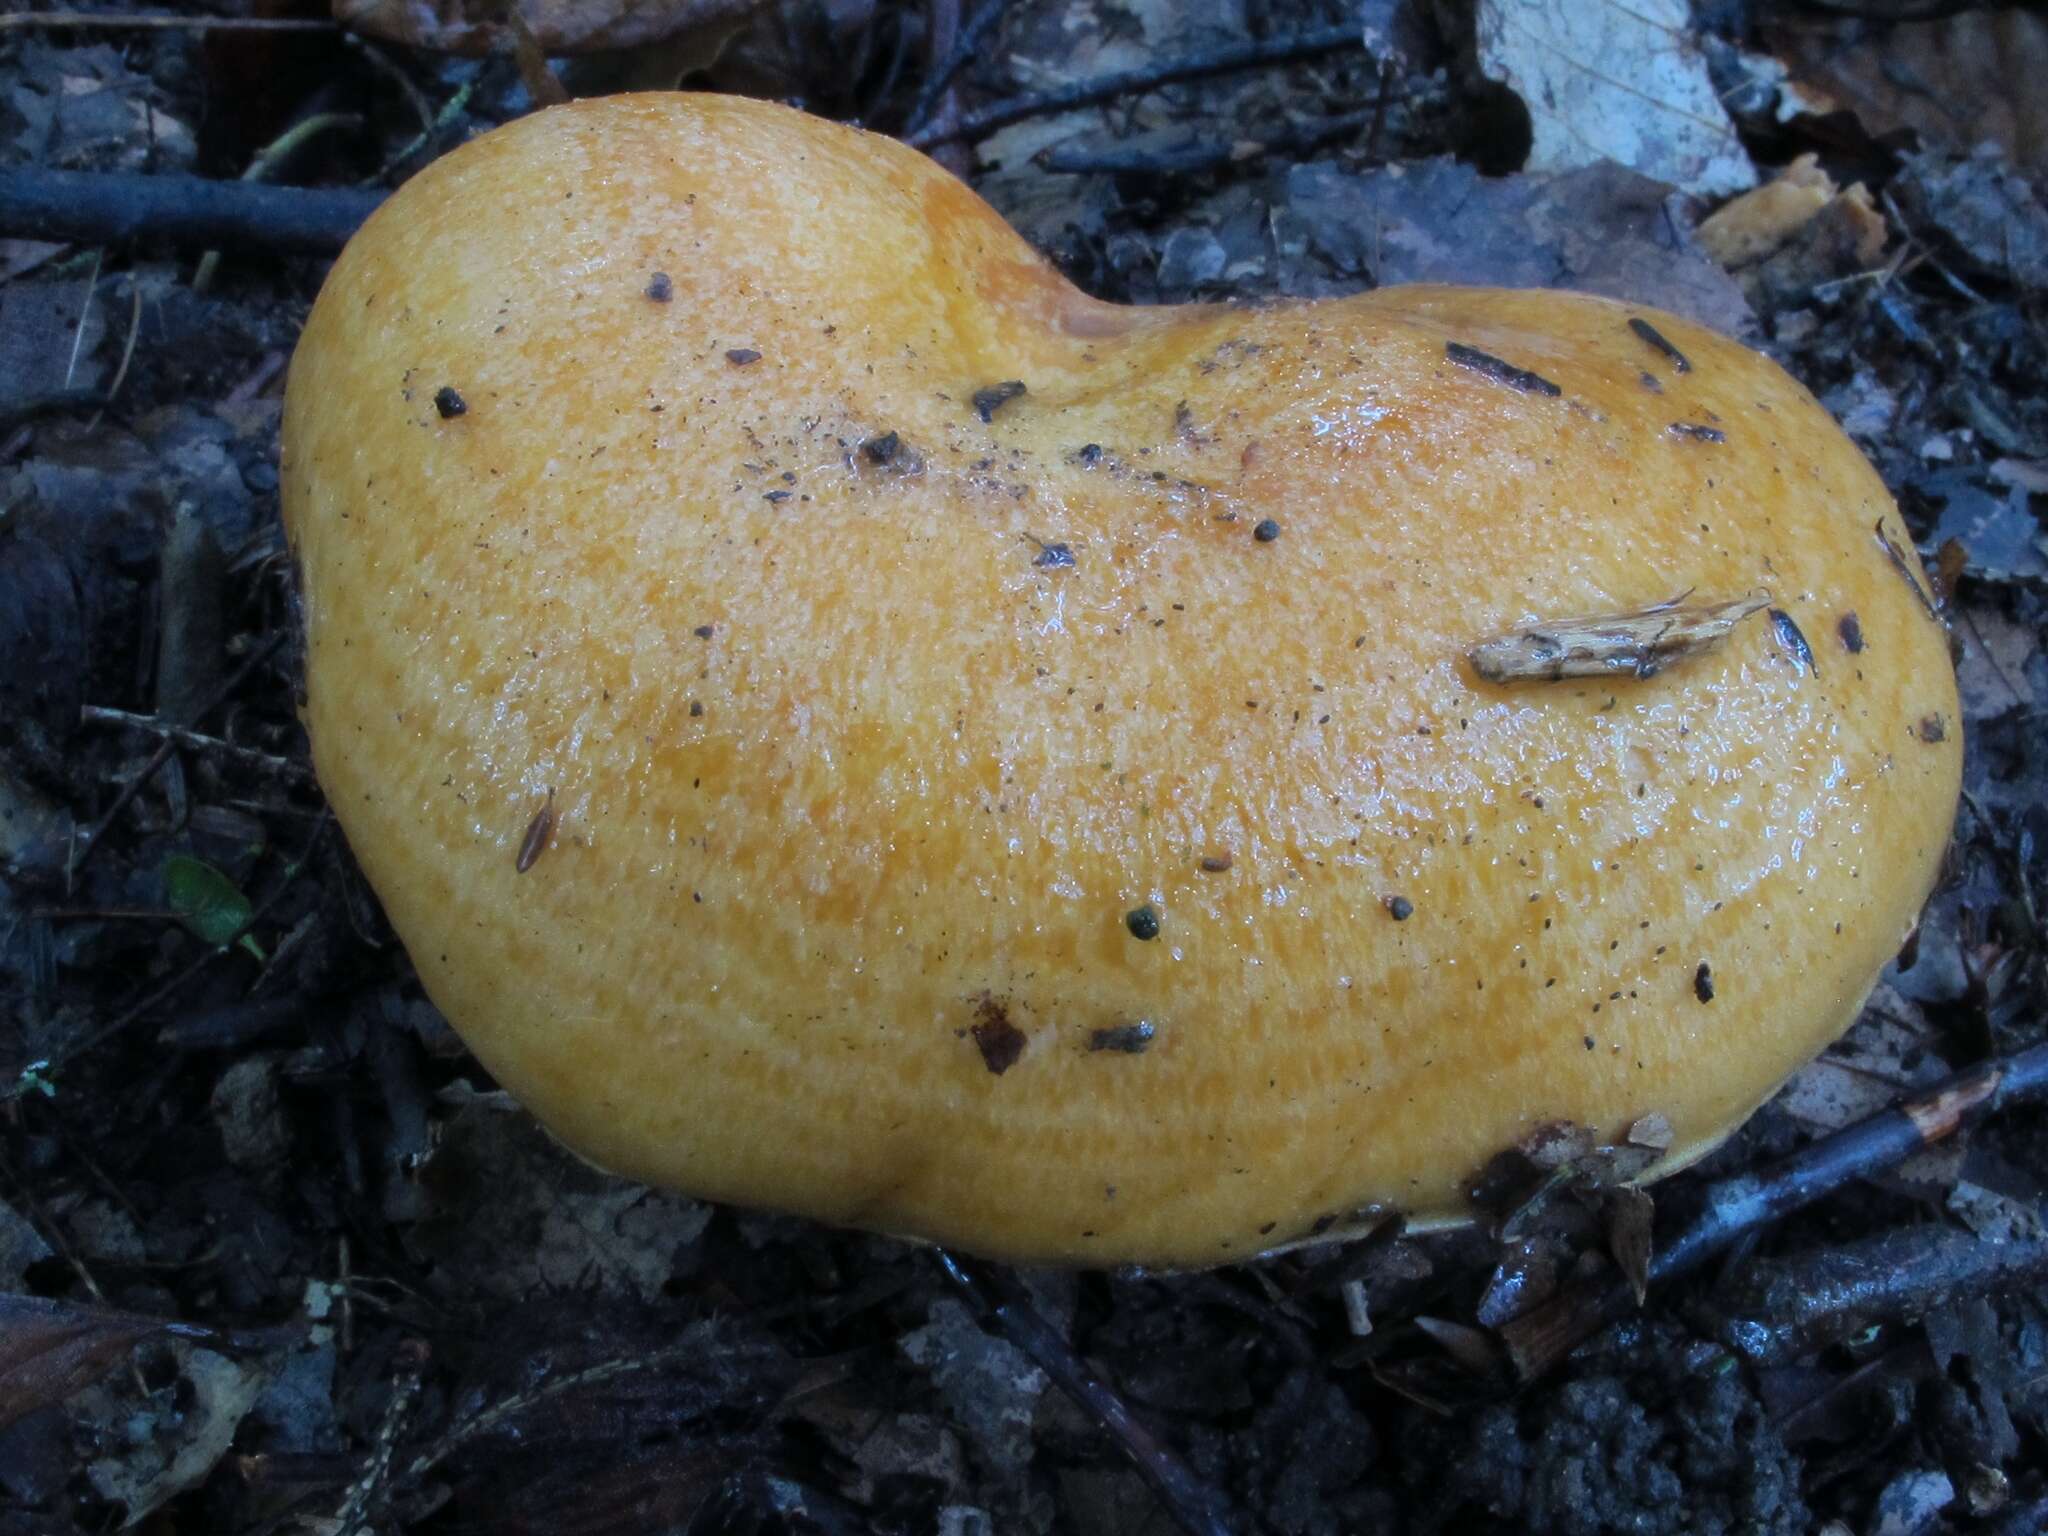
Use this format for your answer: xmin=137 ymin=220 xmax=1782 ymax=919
xmin=1469 ymin=590 xmax=1771 ymax=684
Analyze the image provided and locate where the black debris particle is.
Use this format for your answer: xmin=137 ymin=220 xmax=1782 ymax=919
xmin=1838 ymin=612 xmax=1864 ymax=653
xmin=1628 ymin=317 xmax=1692 ymax=372
xmin=1199 ymin=853 xmax=1233 ymax=873
xmin=1769 ymin=609 xmax=1817 ymax=676
xmin=764 ymin=490 xmax=792 ymax=504
xmin=1074 ymin=442 xmax=1103 ymax=466
xmin=1126 ymin=905 xmax=1161 ymax=941
xmin=1387 ymin=895 xmax=1414 ymax=921
xmin=515 ymin=790 xmax=554 ymax=873
xmin=645 ymin=272 xmax=673 ymax=303
xmin=1694 ymin=962 xmax=1714 ymax=1003
xmin=1253 ymin=519 xmax=1282 ymax=543
xmin=689 ymin=701 xmax=704 ymax=717
xmin=1668 ymin=422 xmax=1726 ymax=443
xmin=972 ymin=380 xmax=1027 ymax=421
xmin=693 ymin=624 xmax=714 ymax=639
xmin=971 ymin=996 xmax=1027 ymax=1075
xmin=1918 ymin=713 xmax=1947 ymax=743
xmin=433 ymin=386 xmax=466 ymax=418
xmin=1029 ymin=537 xmax=1075 ymax=569
xmin=725 ymin=348 xmax=762 ymax=366
xmin=861 ymin=431 xmax=900 ymax=464
xmin=1445 ymin=342 xmax=1561 ymax=397
xmin=1638 ymin=371 xmax=1662 ymax=393
xmin=1089 ymin=1020 xmax=1156 ymax=1054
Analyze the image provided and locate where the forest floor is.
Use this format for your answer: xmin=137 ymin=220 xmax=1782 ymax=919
xmin=1 ymin=2 xmax=2046 ymax=1533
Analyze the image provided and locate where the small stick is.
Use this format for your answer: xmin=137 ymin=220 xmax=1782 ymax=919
xmin=1707 ymin=1224 xmax=2048 ymax=1365
xmin=68 ymin=629 xmax=288 ymax=878
xmin=936 ymin=1251 xmax=1239 ymax=1536
xmin=1497 ymin=1040 xmax=2048 ymax=1380
xmin=903 ymin=0 xmax=1010 ymax=136
xmin=79 ymin=704 xmax=312 ymax=782
xmin=0 ymin=11 xmax=337 ymax=33
xmin=194 ymin=112 xmax=365 ymax=291
xmin=0 ymin=168 xmax=384 ymax=254
xmin=906 ymin=25 xmax=1365 ymax=149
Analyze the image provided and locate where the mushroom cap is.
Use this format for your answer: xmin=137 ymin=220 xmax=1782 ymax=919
xmin=281 ymin=94 xmax=1961 ymax=1266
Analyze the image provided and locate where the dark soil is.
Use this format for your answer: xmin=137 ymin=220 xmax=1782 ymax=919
xmin=2 ymin=3 xmax=2046 ymax=1534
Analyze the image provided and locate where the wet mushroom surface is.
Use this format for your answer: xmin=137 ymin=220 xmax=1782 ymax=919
xmin=280 ymin=95 xmax=1962 ymax=1267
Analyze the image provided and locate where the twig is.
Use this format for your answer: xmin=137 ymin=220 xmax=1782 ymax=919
xmin=69 ymin=629 xmax=288 ymax=877
xmin=905 ymin=24 xmax=1366 ymax=149
xmin=372 ymin=74 xmax=479 ymax=181
xmin=0 ymin=10 xmax=337 ymax=33
xmin=1707 ymin=1223 xmax=2048 ymax=1365
xmin=390 ymin=1340 xmax=713 ymax=1491
xmin=84 ymin=277 xmax=144 ymax=435
xmin=1497 ymin=1041 xmax=2048 ymax=1380
xmin=0 ymin=168 xmax=383 ymax=254
xmin=937 ymin=1251 xmax=1240 ymax=1536
xmin=328 ymin=1341 xmax=428 ymax=1536
xmin=902 ymin=0 xmax=1009 ymax=136
xmin=195 ymin=112 xmax=365 ymax=291
xmin=62 ymin=248 xmax=101 ymax=390
xmin=79 ymin=704 xmax=312 ymax=783
xmin=1035 ymin=107 xmax=1375 ymax=177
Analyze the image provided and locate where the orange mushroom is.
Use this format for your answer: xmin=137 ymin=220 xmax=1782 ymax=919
xmin=281 ymin=94 xmax=1960 ymax=1266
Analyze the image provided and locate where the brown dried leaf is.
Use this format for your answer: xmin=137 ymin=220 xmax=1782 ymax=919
xmin=335 ymin=0 xmax=767 ymax=56
xmin=1470 ymin=591 xmax=1770 ymax=684
xmin=1605 ymin=1188 xmax=1655 ymax=1304
xmin=1767 ymin=10 xmax=2048 ymax=181
xmin=0 ymin=1294 xmax=186 ymax=1433
xmin=1413 ymin=1315 xmax=1503 ymax=1378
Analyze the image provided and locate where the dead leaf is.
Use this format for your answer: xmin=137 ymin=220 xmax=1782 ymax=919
xmin=334 ymin=0 xmax=768 ymax=56
xmin=1605 ymin=1188 xmax=1655 ymax=1304
xmin=1766 ymin=9 xmax=2048 ymax=182
xmin=1474 ymin=0 xmax=1755 ymax=197
xmin=0 ymin=1294 xmax=195 ymax=1434
xmin=1470 ymin=591 xmax=1771 ymax=684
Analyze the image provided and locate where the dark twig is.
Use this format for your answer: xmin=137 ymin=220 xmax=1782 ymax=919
xmin=0 ymin=169 xmax=383 ymax=254
xmin=1707 ymin=1224 xmax=2048 ymax=1365
xmin=80 ymin=704 xmax=312 ymax=783
xmin=1498 ymin=1041 xmax=2048 ymax=1379
xmin=903 ymin=0 xmax=1010 ymax=137
xmin=936 ymin=1251 xmax=1239 ymax=1536
xmin=69 ymin=629 xmax=289 ymax=877
xmin=0 ymin=10 xmax=337 ymax=32
xmin=905 ymin=25 xmax=1365 ymax=149
xmin=1035 ymin=108 xmax=1375 ymax=177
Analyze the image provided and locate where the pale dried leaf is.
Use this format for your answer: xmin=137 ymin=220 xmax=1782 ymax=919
xmin=1475 ymin=0 xmax=1755 ymax=197
xmin=1470 ymin=591 xmax=1770 ymax=684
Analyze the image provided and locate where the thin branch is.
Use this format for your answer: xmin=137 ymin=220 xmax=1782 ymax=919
xmin=0 ymin=10 xmax=338 ymax=33
xmin=69 ymin=629 xmax=288 ymax=877
xmin=1497 ymin=1040 xmax=2048 ymax=1380
xmin=1707 ymin=1223 xmax=2048 ymax=1366
xmin=0 ymin=168 xmax=383 ymax=254
xmin=79 ymin=704 xmax=312 ymax=783
xmin=905 ymin=25 xmax=1366 ymax=149
xmin=903 ymin=0 xmax=1010 ymax=137
xmin=937 ymin=1251 xmax=1240 ymax=1536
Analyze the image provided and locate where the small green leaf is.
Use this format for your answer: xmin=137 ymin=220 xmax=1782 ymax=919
xmin=162 ymin=855 xmax=265 ymax=961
